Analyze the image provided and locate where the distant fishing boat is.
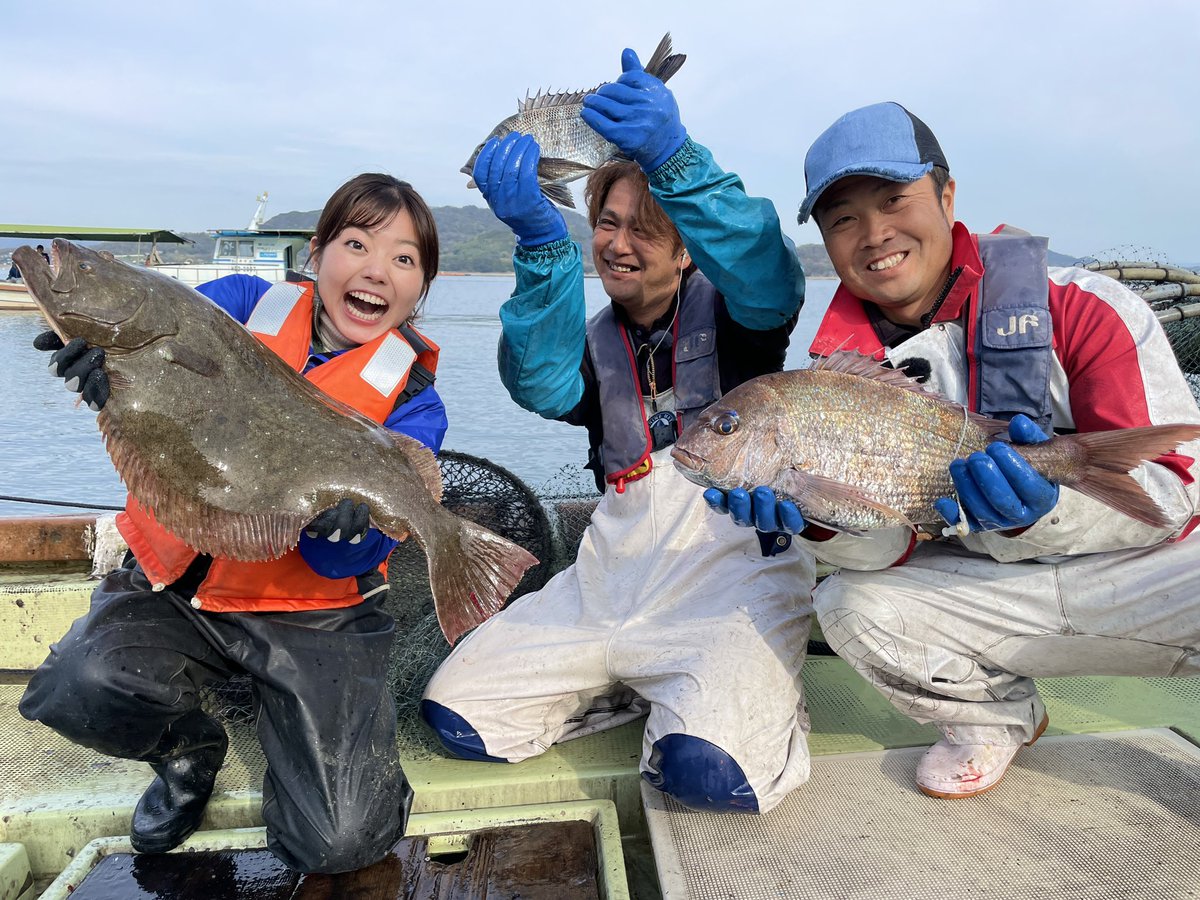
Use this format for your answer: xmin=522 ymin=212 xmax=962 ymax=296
xmin=148 ymin=192 xmax=314 ymax=287
xmin=0 ymin=193 xmax=313 ymax=311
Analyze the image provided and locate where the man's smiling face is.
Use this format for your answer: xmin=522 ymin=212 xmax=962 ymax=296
xmin=591 ymin=176 xmax=685 ymax=327
xmin=817 ymin=172 xmax=957 ymax=326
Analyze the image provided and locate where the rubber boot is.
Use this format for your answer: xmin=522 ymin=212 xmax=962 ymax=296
xmin=130 ymin=709 xmax=229 ymax=854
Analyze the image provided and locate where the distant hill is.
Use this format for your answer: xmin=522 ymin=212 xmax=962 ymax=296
xmin=0 ymin=213 xmax=1093 ymax=278
xmin=1048 ymin=249 xmax=1083 ymax=266
xmin=261 ymin=205 xmax=596 ymax=275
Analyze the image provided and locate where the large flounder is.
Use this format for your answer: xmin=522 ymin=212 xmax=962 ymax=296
xmin=15 ymin=239 xmax=536 ymax=644
xmin=671 ymin=351 xmax=1200 ymax=534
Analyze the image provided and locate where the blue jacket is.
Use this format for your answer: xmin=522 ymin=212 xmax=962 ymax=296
xmin=497 ymin=138 xmax=805 ymax=420
xmin=196 ymin=274 xmax=448 ymax=578
xmin=496 ymin=139 xmax=804 ymax=490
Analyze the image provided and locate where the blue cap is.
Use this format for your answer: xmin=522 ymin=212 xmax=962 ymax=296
xmin=798 ymin=102 xmax=948 ymax=224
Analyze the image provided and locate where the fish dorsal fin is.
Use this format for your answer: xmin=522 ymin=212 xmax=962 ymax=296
xmin=814 ymin=350 xmax=937 ymax=392
xmin=815 ymin=351 xmax=1008 ymax=438
xmin=383 ymin=427 xmax=443 ymax=505
xmin=518 ymin=88 xmax=595 ymax=113
xmin=777 ymin=468 xmax=917 ymax=535
xmin=98 ymin=409 xmax=306 ymax=561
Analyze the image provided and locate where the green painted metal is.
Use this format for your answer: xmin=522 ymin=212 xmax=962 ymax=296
xmin=0 ymin=582 xmax=91 ymax=672
xmin=0 ymin=843 xmax=32 ymax=900
xmin=0 ymin=226 xmax=188 ymax=243
xmin=7 ymin=573 xmax=1200 ymax=895
xmin=37 ymin=803 xmax=628 ymax=900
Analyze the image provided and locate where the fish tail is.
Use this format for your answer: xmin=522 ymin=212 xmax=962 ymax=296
xmin=422 ymin=512 xmax=539 ymax=645
xmin=1043 ymin=424 xmax=1200 ymax=527
xmin=643 ymin=33 xmax=686 ymax=84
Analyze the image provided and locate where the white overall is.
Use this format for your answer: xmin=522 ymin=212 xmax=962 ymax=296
xmin=424 ymin=448 xmax=816 ymax=812
xmin=810 ymin=293 xmax=1200 ymax=747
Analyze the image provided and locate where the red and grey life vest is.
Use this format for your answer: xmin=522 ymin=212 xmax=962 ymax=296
xmin=116 ymin=280 xmax=438 ymax=612
xmin=971 ymin=227 xmax=1053 ymax=431
xmin=586 ymin=271 xmax=721 ymax=492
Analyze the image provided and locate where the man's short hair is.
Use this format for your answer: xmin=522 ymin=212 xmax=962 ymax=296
xmin=584 ymin=161 xmax=682 ymax=250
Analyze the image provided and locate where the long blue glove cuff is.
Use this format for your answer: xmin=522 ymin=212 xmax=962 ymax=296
xmin=514 ymin=215 xmax=568 ymax=248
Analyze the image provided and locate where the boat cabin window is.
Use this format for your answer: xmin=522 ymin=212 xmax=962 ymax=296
xmin=217 ymin=239 xmax=256 ymax=259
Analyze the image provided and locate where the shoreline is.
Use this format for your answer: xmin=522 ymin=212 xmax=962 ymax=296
xmin=439 ymin=271 xmax=841 ymax=280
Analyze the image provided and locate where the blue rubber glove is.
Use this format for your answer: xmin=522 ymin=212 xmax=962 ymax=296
xmin=704 ymin=486 xmax=805 ymax=557
xmin=580 ymin=48 xmax=688 ymax=173
xmin=37 ymin=332 xmax=110 ymax=411
xmin=934 ymin=414 xmax=1059 ymax=533
xmin=305 ymin=498 xmax=370 ymax=544
xmin=472 ymin=132 xmax=568 ymax=248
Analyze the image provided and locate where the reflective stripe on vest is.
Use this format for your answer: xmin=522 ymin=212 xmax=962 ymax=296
xmin=586 ymin=272 xmax=720 ymax=489
xmin=116 ymin=281 xmax=438 ymax=610
xmin=249 ymin=281 xmax=440 ymax=422
xmin=974 ymin=228 xmax=1053 ymax=432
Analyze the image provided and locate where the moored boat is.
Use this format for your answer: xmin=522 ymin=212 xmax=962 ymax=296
xmin=147 ymin=193 xmax=313 ymax=287
xmin=0 ymin=195 xmax=312 ymax=313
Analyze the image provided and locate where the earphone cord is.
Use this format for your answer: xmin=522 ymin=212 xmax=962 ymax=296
xmin=644 ymin=259 xmax=686 ymax=411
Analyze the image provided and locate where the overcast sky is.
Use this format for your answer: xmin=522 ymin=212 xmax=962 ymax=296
xmin=3 ymin=1 xmax=1197 ymax=263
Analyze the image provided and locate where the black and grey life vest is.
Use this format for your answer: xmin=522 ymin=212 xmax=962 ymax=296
xmin=586 ymin=272 xmax=721 ymax=491
xmin=973 ymin=227 xmax=1053 ymax=432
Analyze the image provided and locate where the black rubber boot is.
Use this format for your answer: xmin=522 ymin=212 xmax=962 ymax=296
xmin=130 ymin=709 xmax=229 ymax=854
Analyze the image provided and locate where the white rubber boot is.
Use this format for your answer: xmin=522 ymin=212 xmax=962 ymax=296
xmin=916 ymin=714 xmax=1049 ymax=799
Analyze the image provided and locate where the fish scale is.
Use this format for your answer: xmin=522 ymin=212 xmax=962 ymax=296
xmin=772 ymin=371 xmax=993 ymax=528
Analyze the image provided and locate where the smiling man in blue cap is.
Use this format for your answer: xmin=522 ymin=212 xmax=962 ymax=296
xmin=707 ymin=101 xmax=1200 ymax=799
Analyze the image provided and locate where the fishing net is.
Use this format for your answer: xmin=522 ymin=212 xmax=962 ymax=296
xmin=202 ymin=450 xmax=573 ymax=740
xmin=1079 ymin=249 xmax=1200 ymax=396
xmin=383 ymin=451 xmax=564 ymax=755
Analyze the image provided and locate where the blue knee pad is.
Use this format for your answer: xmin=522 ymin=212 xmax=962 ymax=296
xmin=643 ymin=733 xmax=759 ymax=813
xmin=419 ymin=700 xmax=506 ymax=763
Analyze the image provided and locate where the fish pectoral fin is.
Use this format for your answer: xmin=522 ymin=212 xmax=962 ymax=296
xmin=778 ymin=469 xmax=917 ymax=533
xmin=540 ymin=157 xmax=594 ymax=177
xmin=538 ymin=180 xmax=578 ymax=209
xmin=160 ymin=340 xmax=220 ymax=377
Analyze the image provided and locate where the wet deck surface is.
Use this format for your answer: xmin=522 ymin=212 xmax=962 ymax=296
xmin=67 ymin=821 xmax=600 ymax=899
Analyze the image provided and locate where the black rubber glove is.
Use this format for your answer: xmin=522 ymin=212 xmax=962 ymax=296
xmin=37 ymin=332 xmax=110 ymax=411
xmin=304 ymin=498 xmax=370 ymax=544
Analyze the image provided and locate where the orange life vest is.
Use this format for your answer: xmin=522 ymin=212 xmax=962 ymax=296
xmin=116 ymin=280 xmax=439 ymax=613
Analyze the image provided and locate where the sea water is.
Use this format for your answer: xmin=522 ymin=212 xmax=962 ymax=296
xmin=0 ymin=276 xmax=835 ymax=516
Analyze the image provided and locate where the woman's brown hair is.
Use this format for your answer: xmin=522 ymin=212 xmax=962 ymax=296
xmin=312 ymin=173 xmax=440 ymax=307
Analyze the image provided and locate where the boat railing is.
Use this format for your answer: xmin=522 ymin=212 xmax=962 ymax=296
xmin=149 ymin=261 xmax=289 ymax=286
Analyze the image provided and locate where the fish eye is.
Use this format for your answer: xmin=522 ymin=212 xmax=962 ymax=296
xmin=712 ymin=411 xmax=739 ymax=436
xmin=79 ymin=262 xmax=92 ymax=272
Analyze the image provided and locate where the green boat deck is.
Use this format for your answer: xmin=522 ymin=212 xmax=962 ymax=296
xmin=4 ymin=574 xmax=1200 ymax=898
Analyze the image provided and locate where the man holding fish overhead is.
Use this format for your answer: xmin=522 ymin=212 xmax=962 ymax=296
xmin=706 ymin=102 xmax=1200 ymax=799
xmin=423 ymin=42 xmax=816 ymax=814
